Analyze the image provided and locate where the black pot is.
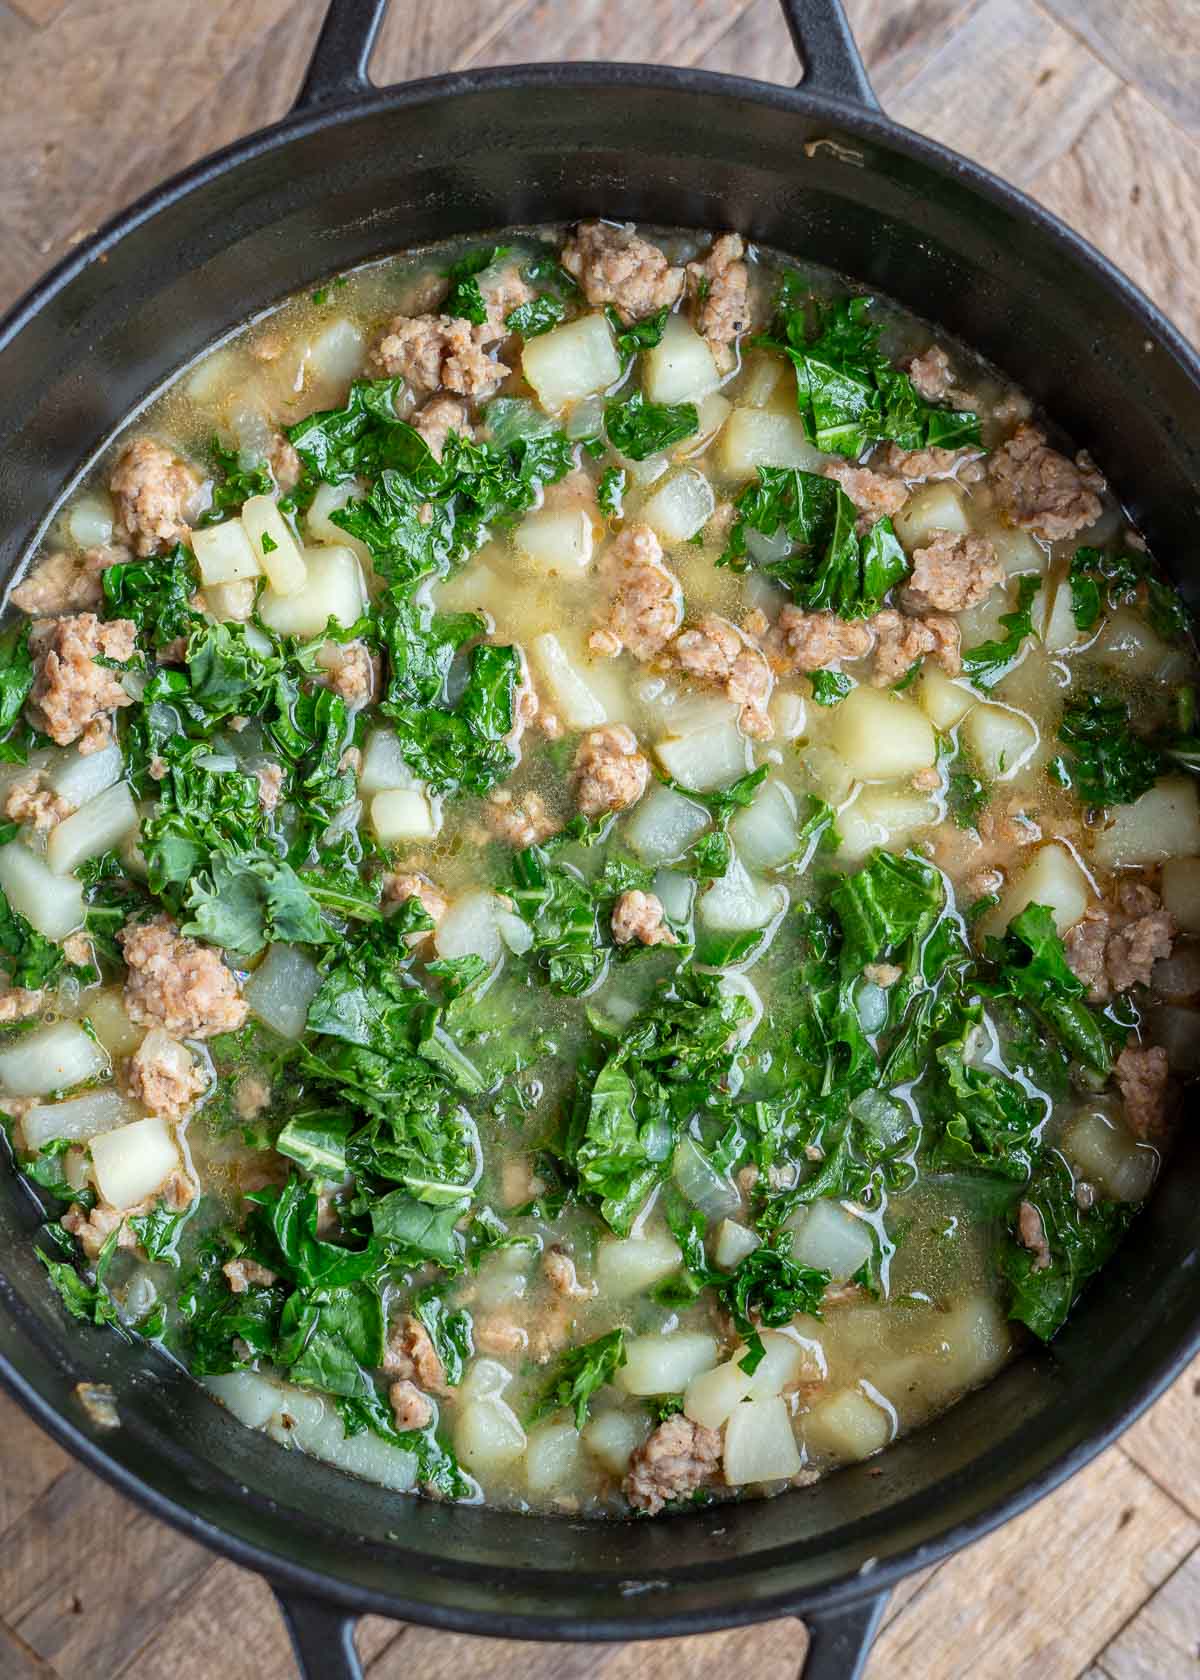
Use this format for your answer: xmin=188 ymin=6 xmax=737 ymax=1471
xmin=2 ymin=3 xmax=1198 ymax=1676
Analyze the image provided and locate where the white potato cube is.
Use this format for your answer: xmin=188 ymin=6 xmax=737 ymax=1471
xmin=654 ymin=719 xmax=753 ymax=792
xmin=434 ymin=890 xmax=503 ymax=968
xmin=1160 ymin=857 xmax=1200 ymax=933
xmin=582 ymin=1410 xmax=643 ymax=1476
xmin=89 ymin=1115 xmax=181 ymax=1211
xmin=524 ymin=1420 xmax=585 ymax=1493
xmin=677 ymin=391 xmax=732 ymax=458
xmin=836 ymin=788 xmax=938 ymax=865
xmin=239 ymin=495 xmax=307 ymax=596
xmin=67 ymin=494 xmax=114 ymax=550
xmin=48 ymin=740 xmax=123 ymax=807
xmin=1040 ymin=571 xmax=1086 ymax=652
xmin=684 ymin=1360 xmax=753 ymax=1431
xmin=85 ymin=989 xmax=143 ymax=1058
xmin=641 ymin=469 xmax=715 ymax=545
xmin=930 ymin=1296 xmax=1011 ymax=1391
xmin=258 ymin=545 xmax=365 ymax=637
xmin=1092 ymin=608 xmax=1170 ymax=677
xmin=737 ymin=1329 xmax=822 ymax=1401
xmin=306 ymin=480 xmax=373 ymax=569
xmin=801 ymin=1386 xmax=893 ymax=1462
xmin=981 ymin=841 xmax=1092 ymax=939
xmin=47 ymin=782 xmax=139 ymax=876
xmin=206 ymin=580 xmax=258 ymax=623
xmin=643 ymin=313 xmax=721 ymax=405
xmin=893 ymin=482 xmax=968 ymax=549
xmin=1093 ymin=778 xmax=1200 ymax=869
xmin=0 ymin=1021 xmax=107 ymax=1098
xmin=371 ymin=788 xmax=439 ymax=845
xmin=21 ymin=1090 xmax=136 ymax=1154
xmin=729 ymin=780 xmax=799 ymax=871
xmin=786 ymin=1200 xmax=874 ymax=1281
xmin=960 ymin=702 xmax=1038 ymax=782
xmin=989 ymin=524 xmax=1046 ymax=577
xmin=514 ymin=508 xmax=595 ymax=577
xmin=717 ymin=407 xmax=824 ymax=477
xmin=522 ymin=313 xmax=621 ymax=412
xmin=723 ymin=1395 xmax=802 ymax=1485
xmin=698 ymin=854 xmax=786 ymax=932
xmin=624 ymin=782 xmax=711 ymax=864
xmin=828 ymin=686 xmax=936 ymax=781
xmin=530 ymin=633 xmax=607 ymax=730
xmin=244 ymin=943 xmax=322 ymax=1040
xmin=191 ymin=518 xmax=262 ymax=586
xmin=616 ymin=1332 xmax=719 ymax=1397
xmin=0 ymin=842 xmax=84 ymax=938
xmin=455 ymin=1396 xmax=527 ymax=1476
xmin=595 ymin=1232 xmax=683 ymax=1298
xmin=917 ymin=665 xmax=977 ymax=731
xmin=1062 ymin=1107 xmax=1158 ymax=1203
xmin=714 ymin=1218 xmax=760 ymax=1270
xmin=359 ymin=730 xmax=420 ymax=794
xmin=307 ymin=318 xmax=366 ymax=393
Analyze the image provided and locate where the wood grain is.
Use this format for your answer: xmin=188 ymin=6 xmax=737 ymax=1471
xmin=2 ymin=4 xmax=1200 ymax=1679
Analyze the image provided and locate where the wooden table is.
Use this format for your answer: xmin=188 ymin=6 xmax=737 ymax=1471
xmin=1 ymin=2 xmax=1198 ymax=1675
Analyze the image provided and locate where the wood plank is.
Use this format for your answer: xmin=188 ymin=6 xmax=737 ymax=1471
xmin=4 ymin=0 xmax=64 ymax=25
xmin=475 ymin=0 xmax=763 ymax=71
xmin=0 ymin=1393 xmax=71 ymax=1545
xmin=864 ymin=1446 xmax=1199 ymax=1679
xmin=692 ymin=0 xmax=799 ymax=84
xmin=370 ymin=0 xmax=534 ymax=84
xmin=0 ymin=1619 xmax=57 ymax=1680
xmin=1030 ymin=81 xmax=1200 ymax=348
xmin=843 ymin=0 xmax=986 ymax=97
xmin=1095 ymin=1545 xmax=1200 ymax=1680
xmin=1119 ymin=1352 xmax=1200 ymax=1522
xmin=1038 ymin=0 xmax=1200 ymax=137
xmin=115 ymin=1558 xmax=295 ymax=1680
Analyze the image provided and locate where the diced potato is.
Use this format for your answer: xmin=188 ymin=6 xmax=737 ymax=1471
xmin=929 ymin=1295 xmax=1011 ymax=1392
xmin=581 ymin=1409 xmax=644 ymax=1476
xmin=359 ymin=730 xmax=420 ymax=794
xmin=524 ymin=1421 xmax=585 ymax=1493
xmin=801 ymin=1386 xmax=893 ymax=1462
xmin=306 ymin=479 xmax=373 ymax=568
xmin=616 ymin=1332 xmax=719 ymax=1397
xmin=67 ymin=494 xmax=115 ymax=550
xmin=698 ymin=854 xmax=786 ymax=932
xmin=258 ymin=544 xmax=365 ymax=638
xmin=455 ymin=1396 xmax=527 ymax=1475
xmin=89 ymin=1115 xmax=181 ymax=1211
xmin=522 ymin=313 xmax=621 ymax=412
xmin=530 ymin=633 xmax=607 ymax=730
xmin=514 ymin=508 xmax=595 ymax=578
xmin=306 ymin=318 xmax=366 ymax=395
xmin=1160 ymin=857 xmax=1200 ymax=933
xmin=684 ymin=1360 xmax=754 ymax=1431
xmin=643 ymin=313 xmax=721 ymax=406
xmin=960 ymin=702 xmax=1038 ymax=782
xmin=1093 ymin=778 xmax=1200 ymax=869
xmin=730 ymin=779 xmax=799 ymax=870
xmin=191 ymin=518 xmax=261 ymax=586
xmin=206 ymin=580 xmax=258 ymax=623
xmin=916 ymin=666 xmax=977 ymax=731
xmin=47 ymin=740 xmax=123 ymax=807
xmin=723 ymin=1395 xmax=802 ymax=1485
xmin=1062 ymin=1106 xmax=1158 ymax=1202
xmin=1092 ymin=608 xmax=1170 ymax=678
xmin=893 ymin=482 xmax=968 ymax=549
xmin=0 ymin=842 xmax=84 ymax=939
xmin=989 ymin=524 xmax=1046 ymax=577
xmin=624 ymin=783 xmax=711 ymax=866
xmin=828 ymin=686 xmax=937 ymax=781
xmin=739 ymin=353 xmax=785 ymax=408
xmin=206 ymin=1369 xmax=289 ymax=1431
xmin=434 ymin=890 xmax=504 ymax=968
xmin=717 ymin=407 xmax=824 ymax=477
xmin=370 ymin=788 xmax=439 ymax=845
xmin=239 ymin=495 xmax=307 ymax=596
xmin=677 ymin=392 xmax=732 ymax=458
xmin=641 ymin=469 xmax=715 ymax=545
xmin=770 ymin=689 xmax=807 ymax=742
xmin=736 ymin=1329 xmax=822 ymax=1402
xmin=461 ymin=1357 xmax=513 ymax=1403
xmin=85 ymin=989 xmax=143 ymax=1058
xmin=714 ymin=1218 xmax=761 ymax=1270
xmin=595 ymin=1232 xmax=683 ymax=1298
xmin=786 ymin=1200 xmax=874 ymax=1281
xmin=0 ymin=1021 xmax=107 ymax=1097
xmin=801 ymin=746 xmax=856 ymax=805
xmin=46 ymin=782 xmax=138 ymax=876
xmin=1040 ymin=569 xmax=1086 ymax=652
xmin=836 ymin=788 xmax=939 ymax=864
xmin=244 ymin=943 xmax=322 ymax=1040
xmin=654 ymin=718 xmax=753 ymax=792
xmin=980 ymin=841 xmax=1092 ymax=939
xmin=20 ymin=1089 xmax=135 ymax=1153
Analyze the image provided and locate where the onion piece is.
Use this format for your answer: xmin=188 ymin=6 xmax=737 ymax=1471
xmin=672 ymin=1136 xmax=740 ymax=1219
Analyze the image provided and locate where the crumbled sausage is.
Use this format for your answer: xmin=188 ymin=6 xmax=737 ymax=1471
xmin=1063 ymin=910 xmax=1108 ymax=1000
xmin=473 ymin=1314 xmax=528 ymax=1355
xmin=611 ymin=889 xmax=675 ymax=948
xmin=371 ymin=314 xmax=508 ymax=400
xmin=1115 ymin=1043 xmax=1172 ymax=1142
xmin=904 ymin=530 xmax=1005 ymax=613
xmin=62 ymin=1169 xmax=196 ymax=1262
xmin=414 ymin=394 xmax=473 ymax=461
xmin=128 ymin=1027 xmax=207 ymax=1119
xmin=382 ymin=871 xmax=450 ymax=929
xmin=560 ymin=221 xmax=685 ymax=323
xmin=686 ymin=233 xmax=751 ymax=365
xmin=119 ymin=914 xmax=248 ymax=1040
xmin=1017 ymin=1201 xmax=1052 ymax=1272
xmin=590 ymin=523 xmax=683 ymax=661
xmin=0 ymin=987 xmax=44 ymax=1024
xmin=4 ymin=770 xmax=74 ymax=833
xmin=484 ymin=788 xmax=559 ymax=847
xmin=1107 ymin=908 xmax=1176 ymax=995
xmin=235 ymin=1075 xmax=272 ymax=1121
xmin=988 ymin=423 xmax=1105 ymax=543
xmin=382 ymin=1313 xmax=448 ymax=1393
xmin=573 ymin=724 xmax=650 ymax=818
xmin=314 ymin=639 xmax=375 ymax=709
xmin=623 ymin=1415 xmax=723 ymax=1514
xmin=27 ymin=613 xmax=136 ymax=750
xmin=543 ymin=1245 xmax=595 ymax=1300
xmin=109 ymin=437 xmax=201 ymax=555
xmin=222 ymin=1258 xmax=278 ymax=1294
xmin=878 ymin=443 xmax=985 ymax=483
xmin=10 ymin=546 xmax=122 ymax=617
xmin=670 ymin=613 xmax=774 ymax=738
xmin=1064 ymin=887 xmax=1176 ymax=1004
xmin=871 ymin=608 xmax=961 ymax=685
xmin=770 ymin=607 xmax=873 ymax=673
xmin=63 ymin=932 xmax=92 ymax=967
xmin=907 ymin=345 xmax=956 ymax=402
xmin=822 ymin=459 xmax=910 ymax=527
xmin=254 ymin=763 xmax=285 ymax=813
xmin=389 ymin=1379 xmax=434 ymax=1432
xmin=863 ymin=963 xmax=902 ymax=988
xmin=269 ymin=435 xmax=302 ymax=493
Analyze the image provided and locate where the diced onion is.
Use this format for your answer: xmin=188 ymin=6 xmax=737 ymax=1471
xmin=723 ymin=1395 xmax=802 ymax=1484
xmin=672 ymin=1135 xmax=740 ymax=1219
xmin=0 ymin=842 xmax=84 ymax=938
xmin=0 ymin=1021 xmax=106 ymax=1098
xmin=244 ymin=943 xmax=322 ymax=1040
xmin=47 ymin=782 xmax=138 ymax=876
xmin=20 ymin=1089 xmax=135 ymax=1152
xmin=89 ymin=1115 xmax=181 ymax=1210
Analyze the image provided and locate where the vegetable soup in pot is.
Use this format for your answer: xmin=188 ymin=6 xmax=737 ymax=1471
xmin=3 ymin=221 xmax=1195 ymax=1516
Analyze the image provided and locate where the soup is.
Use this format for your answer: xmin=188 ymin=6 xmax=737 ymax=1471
xmin=3 ymin=221 xmax=1195 ymax=1516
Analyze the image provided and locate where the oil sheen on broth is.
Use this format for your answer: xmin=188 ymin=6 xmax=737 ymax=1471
xmin=2 ymin=222 xmax=1196 ymax=1518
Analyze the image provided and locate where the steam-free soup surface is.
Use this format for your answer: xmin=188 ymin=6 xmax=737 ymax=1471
xmin=3 ymin=221 xmax=1196 ymax=1515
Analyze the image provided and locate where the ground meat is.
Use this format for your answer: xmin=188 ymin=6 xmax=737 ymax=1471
xmin=0 ymin=987 xmax=44 ymax=1024
xmin=27 ymin=613 xmax=136 ymax=749
xmin=907 ymin=345 xmax=957 ymax=402
xmin=611 ymin=889 xmax=675 ymax=948
xmin=573 ymin=725 xmax=650 ymax=818
xmin=479 ymin=262 xmax=535 ymax=336
xmin=912 ymin=766 xmax=942 ymax=792
xmin=1115 ymin=1044 xmax=1172 ymax=1141
xmin=269 ymin=435 xmax=301 ymax=492
xmin=315 ymin=639 xmax=374 ymax=709
xmin=235 ymin=1075 xmax=272 ymax=1121
xmin=670 ymin=613 xmax=774 ymax=738
xmin=871 ymin=608 xmax=961 ymax=685
xmin=770 ymin=607 xmax=874 ymax=673
xmin=821 ymin=459 xmax=911 ymax=528
xmin=543 ymin=1245 xmax=595 ymax=1300
xmin=63 ymin=932 xmax=92 ymax=967
xmin=473 ymin=1315 xmax=529 ymax=1355
xmin=62 ymin=1169 xmax=196 ymax=1262
xmin=623 ymin=1415 xmax=723 ymax=1515
xmin=3 ymin=770 xmax=74 ymax=833
xmin=413 ymin=394 xmax=473 ymax=461
xmin=254 ymin=763 xmax=285 ymax=813
xmin=382 ymin=1313 xmax=448 ymax=1393
xmin=382 ymin=871 xmax=449 ymax=929
xmin=1107 ymin=909 xmax=1176 ymax=994
xmin=878 ymin=443 xmax=985 ymax=483
xmin=484 ymin=788 xmax=559 ymax=847
xmin=685 ymin=233 xmax=751 ymax=364
xmin=222 ymin=1258 xmax=278 ymax=1294
xmin=863 ymin=962 xmax=902 ymax=988
xmin=988 ymin=423 xmax=1105 ymax=543
xmin=109 ymin=437 xmax=201 ymax=556
xmin=1017 ymin=1201 xmax=1052 ymax=1272
xmin=590 ymin=523 xmax=683 ymax=661
xmin=119 ymin=914 xmax=248 ymax=1040
xmin=560 ymin=221 xmax=685 ymax=323
xmin=389 ymin=1379 xmax=433 ymax=1432
xmin=128 ymin=1027 xmax=206 ymax=1120
xmin=904 ymin=530 xmax=1004 ymax=614
xmin=1064 ymin=887 xmax=1176 ymax=1004
xmin=371 ymin=312 xmax=509 ymax=400
xmin=10 ymin=545 xmax=122 ymax=616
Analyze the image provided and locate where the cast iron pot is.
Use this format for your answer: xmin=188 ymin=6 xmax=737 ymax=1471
xmin=2 ymin=1 xmax=1199 ymax=1675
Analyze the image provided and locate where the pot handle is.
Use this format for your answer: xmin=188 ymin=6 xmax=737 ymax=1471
xmin=295 ymin=0 xmax=388 ymax=110
xmin=801 ymin=1593 xmax=888 ymax=1680
xmin=777 ymin=0 xmax=878 ymax=108
xmin=275 ymin=1585 xmax=363 ymax=1680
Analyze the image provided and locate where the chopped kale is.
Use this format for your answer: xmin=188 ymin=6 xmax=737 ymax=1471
xmin=962 ymin=575 xmax=1041 ymax=690
xmin=1001 ymin=1153 xmax=1135 ymax=1339
xmin=528 ymin=1327 xmax=627 ymax=1430
xmin=1057 ymin=693 xmax=1161 ymax=808
xmin=605 ymin=392 xmax=699 ymax=461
